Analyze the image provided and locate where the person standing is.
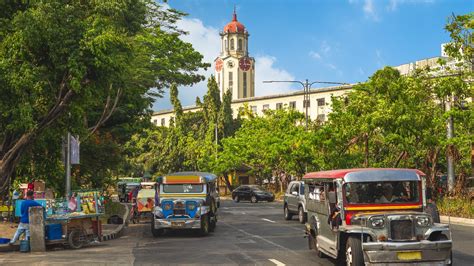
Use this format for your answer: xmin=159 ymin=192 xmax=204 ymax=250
xmin=9 ymin=190 xmax=42 ymax=244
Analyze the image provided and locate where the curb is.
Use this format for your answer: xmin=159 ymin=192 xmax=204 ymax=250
xmin=101 ymin=203 xmax=129 ymax=242
xmin=440 ymin=215 xmax=474 ymax=227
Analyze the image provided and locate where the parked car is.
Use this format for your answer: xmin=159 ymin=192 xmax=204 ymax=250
xmin=283 ymin=180 xmax=306 ymax=223
xmin=304 ymin=168 xmax=452 ymax=266
xmin=232 ymin=185 xmax=274 ymax=203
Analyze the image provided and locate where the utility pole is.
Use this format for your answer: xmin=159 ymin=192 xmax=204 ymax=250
xmin=446 ymin=95 xmax=455 ymax=193
xmin=65 ymin=132 xmax=71 ymax=198
xmin=263 ymin=79 xmax=348 ymax=129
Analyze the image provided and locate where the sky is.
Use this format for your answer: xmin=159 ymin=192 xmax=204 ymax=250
xmin=153 ymin=0 xmax=473 ymax=111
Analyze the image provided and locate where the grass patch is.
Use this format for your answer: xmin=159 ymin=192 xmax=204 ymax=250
xmin=100 ymin=200 xmax=125 ymax=224
xmin=437 ymin=197 xmax=474 ymax=219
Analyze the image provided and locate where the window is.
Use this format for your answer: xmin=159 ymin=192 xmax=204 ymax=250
xmin=317 ymin=114 xmax=325 ymax=122
xmin=303 ymin=99 xmax=310 ymax=108
xmin=251 ymin=105 xmax=257 ymax=114
xmin=317 ymin=98 xmax=325 ymax=106
xmin=276 ymin=103 xmax=283 ymax=110
xmin=153 ymin=119 xmax=157 ymax=125
xmin=289 ymin=101 xmax=296 ymax=109
xmin=243 ymin=72 xmax=247 ymax=97
xmin=161 ymin=118 xmax=165 ymax=126
xmin=238 ymin=39 xmax=242 ymax=51
xmin=229 ymin=72 xmax=233 ymax=89
xmin=262 ymin=104 xmax=269 ymax=111
xmin=308 ymin=182 xmax=325 ymax=201
xmin=225 ymin=38 xmax=228 ymax=50
xmin=230 ymin=38 xmax=234 ymax=50
xmin=291 ymin=183 xmax=299 ymax=194
xmin=163 ymin=184 xmax=203 ymax=193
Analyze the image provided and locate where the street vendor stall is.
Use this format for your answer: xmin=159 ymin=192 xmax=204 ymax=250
xmin=45 ymin=190 xmax=104 ymax=249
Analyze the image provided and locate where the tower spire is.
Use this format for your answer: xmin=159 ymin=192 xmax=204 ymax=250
xmin=232 ymin=5 xmax=237 ymax=21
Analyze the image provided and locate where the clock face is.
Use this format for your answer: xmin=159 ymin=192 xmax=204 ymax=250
xmin=227 ymin=60 xmax=235 ymax=68
xmin=239 ymin=57 xmax=252 ymax=71
xmin=215 ymin=59 xmax=223 ymax=72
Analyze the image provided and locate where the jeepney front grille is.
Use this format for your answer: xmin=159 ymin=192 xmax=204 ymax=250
xmin=390 ymin=219 xmax=414 ymax=240
xmin=173 ymin=201 xmax=186 ymax=216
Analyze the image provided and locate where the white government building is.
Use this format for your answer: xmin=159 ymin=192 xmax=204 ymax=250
xmin=151 ymin=12 xmax=456 ymax=127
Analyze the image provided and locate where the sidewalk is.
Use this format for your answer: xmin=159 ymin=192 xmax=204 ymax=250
xmin=440 ymin=215 xmax=474 ymax=227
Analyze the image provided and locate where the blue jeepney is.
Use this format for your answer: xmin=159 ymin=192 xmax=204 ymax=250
xmin=151 ymin=172 xmax=219 ymax=236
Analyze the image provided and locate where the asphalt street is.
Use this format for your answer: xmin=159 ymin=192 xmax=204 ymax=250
xmin=0 ymin=200 xmax=472 ymax=265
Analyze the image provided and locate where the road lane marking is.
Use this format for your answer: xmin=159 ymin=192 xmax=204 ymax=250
xmin=222 ymin=222 xmax=299 ymax=255
xmin=262 ymin=218 xmax=276 ymax=223
xmin=269 ymin=259 xmax=286 ymax=266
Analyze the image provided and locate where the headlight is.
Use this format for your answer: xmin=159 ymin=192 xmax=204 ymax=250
xmin=163 ymin=202 xmax=172 ymax=211
xmin=416 ymin=216 xmax=430 ymax=227
xmin=369 ymin=216 xmax=385 ymax=228
xmin=153 ymin=206 xmax=164 ymax=218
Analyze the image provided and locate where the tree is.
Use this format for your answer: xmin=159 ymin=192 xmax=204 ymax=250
xmin=0 ymin=1 xmax=208 ymax=193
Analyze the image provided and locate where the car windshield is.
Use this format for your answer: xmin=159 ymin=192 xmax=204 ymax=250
xmin=163 ymin=184 xmax=204 ymax=193
xmin=344 ymin=181 xmax=420 ymax=204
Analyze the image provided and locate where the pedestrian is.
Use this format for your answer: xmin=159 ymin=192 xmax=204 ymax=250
xmin=9 ymin=190 xmax=42 ymax=244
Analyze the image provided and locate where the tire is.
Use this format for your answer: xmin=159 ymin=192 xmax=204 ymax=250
xmin=284 ymin=205 xmax=293 ymax=220
xmin=209 ymin=217 xmax=216 ymax=232
xmin=435 ymin=234 xmax=451 ymax=265
xmin=200 ymin=214 xmax=209 ymax=236
xmin=346 ymin=236 xmax=364 ymax=266
xmin=298 ymin=206 xmax=306 ymax=224
xmin=233 ymin=195 xmax=240 ymax=203
xmin=151 ymin=219 xmax=164 ymax=237
xmin=426 ymin=203 xmax=440 ymax=223
xmin=251 ymin=195 xmax=258 ymax=203
xmin=68 ymin=229 xmax=84 ymax=249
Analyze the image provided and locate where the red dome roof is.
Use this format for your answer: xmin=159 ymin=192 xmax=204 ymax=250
xmin=223 ymin=12 xmax=245 ymax=33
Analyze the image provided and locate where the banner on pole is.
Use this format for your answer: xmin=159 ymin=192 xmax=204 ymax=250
xmin=70 ymin=135 xmax=80 ymax=165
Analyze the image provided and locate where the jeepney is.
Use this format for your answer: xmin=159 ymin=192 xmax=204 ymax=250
xmin=304 ymin=168 xmax=452 ymax=265
xmin=151 ymin=172 xmax=219 ymax=236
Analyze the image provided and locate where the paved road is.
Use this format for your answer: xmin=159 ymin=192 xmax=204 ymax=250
xmin=0 ymin=200 xmax=472 ymax=265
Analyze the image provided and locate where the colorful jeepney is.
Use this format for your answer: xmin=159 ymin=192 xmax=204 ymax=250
xmin=151 ymin=172 xmax=219 ymax=236
xmin=303 ymin=168 xmax=452 ymax=265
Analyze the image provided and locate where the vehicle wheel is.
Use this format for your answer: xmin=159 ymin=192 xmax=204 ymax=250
xmin=426 ymin=202 xmax=440 ymax=223
xmin=200 ymin=214 xmax=209 ymax=236
xmin=251 ymin=195 xmax=258 ymax=203
xmin=298 ymin=206 xmax=306 ymax=224
xmin=151 ymin=220 xmax=164 ymax=237
xmin=233 ymin=195 xmax=240 ymax=203
xmin=68 ymin=229 xmax=84 ymax=249
xmin=268 ymin=198 xmax=274 ymax=202
xmin=209 ymin=217 xmax=216 ymax=232
xmin=346 ymin=236 xmax=364 ymax=266
xmin=284 ymin=205 xmax=293 ymax=220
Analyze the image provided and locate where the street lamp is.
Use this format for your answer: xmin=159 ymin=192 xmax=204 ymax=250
xmin=263 ymin=79 xmax=349 ymax=129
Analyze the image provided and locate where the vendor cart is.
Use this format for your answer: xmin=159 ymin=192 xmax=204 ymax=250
xmin=46 ymin=213 xmax=102 ymax=249
xmin=45 ymin=190 xmax=104 ymax=249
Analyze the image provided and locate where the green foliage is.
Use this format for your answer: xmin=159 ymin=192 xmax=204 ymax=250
xmin=437 ymin=197 xmax=474 ymax=218
xmin=0 ymin=1 xmax=208 ymax=193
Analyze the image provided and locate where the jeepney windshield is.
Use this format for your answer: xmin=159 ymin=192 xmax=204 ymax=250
xmin=163 ymin=184 xmax=204 ymax=193
xmin=344 ymin=181 xmax=420 ymax=204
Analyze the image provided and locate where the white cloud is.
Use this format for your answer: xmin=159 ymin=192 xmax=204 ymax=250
xmin=363 ymin=0 xmax=380 ymax=21
xmin=255 ymin=55 xmax=296 ymax=96
xmin=153 ymin=11 xmax=296 ymax=110
xmin=387 ymin=0 xmax=435 ymax=11
xmin=309 ymin=51 xmax=321 ymax=60
xmin=375 ymin=49 xmax=385 ymax=67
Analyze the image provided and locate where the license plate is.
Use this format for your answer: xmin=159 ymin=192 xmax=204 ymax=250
xmin=397 ymin=251 xmax=422 ymax=260
xmin=171 ymin=221 xmax=185 ymax=228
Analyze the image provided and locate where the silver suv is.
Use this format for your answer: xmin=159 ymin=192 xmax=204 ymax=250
xmin=283 ymin=181 xmax=306 ymax=223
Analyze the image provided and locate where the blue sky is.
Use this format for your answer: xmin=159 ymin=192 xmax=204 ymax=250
xmin=153 ymin=0 xmax=473 ymax=111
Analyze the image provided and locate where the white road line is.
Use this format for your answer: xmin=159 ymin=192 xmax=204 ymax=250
xmin=269 ymin=258 xmax=286 ymax=266
xmin=222 ymin=222 xmax=299 ymax=256
xmin=262 ymin=218 xmax=276 ymax=223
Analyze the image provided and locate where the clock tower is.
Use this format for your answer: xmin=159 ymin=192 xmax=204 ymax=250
xmin=214 ymin=9 xmax=255 ymax=100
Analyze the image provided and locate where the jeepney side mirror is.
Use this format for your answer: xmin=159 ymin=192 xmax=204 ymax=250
xmin=328 ymin=191 xmax=337 ymax=204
